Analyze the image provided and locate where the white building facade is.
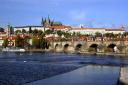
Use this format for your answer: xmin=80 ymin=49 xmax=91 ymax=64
xmin=70 ymin=27 xmax=125 ymax=35
xmin=13 ymin=25 xmax=125 ymax=35
xmin=14 ymin=26 xmax=49 ymax=32
xmin=70 ymin=28 xmax=105 ymax=35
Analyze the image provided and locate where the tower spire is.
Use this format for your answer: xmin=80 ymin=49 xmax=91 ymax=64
xmin=41 ymin=17 xmax=44 ymax=26
xmin=48 ymin=15 xmax=50 ymax=24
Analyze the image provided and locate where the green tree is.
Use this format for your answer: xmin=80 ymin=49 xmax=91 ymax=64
xmin=40 ymin=38 xmax=49 ymax=49
xmin=22 ymin=29 xmax=26 ymax=34
xmin=29 ymin=27 xmax=32 ymax=34
xmin=15 ymin=35 xmax=22 ymax=47
xmin=104 ymin=33 xmax=111 ymax=37
xmin=0 ymin=27 xmax=4 ymax=32
xmin=45 ymin=29 xmax=53 ymax=35
xmin=104 ymin=33 xmax=115 ymax=41
xmin=15 ymin=30 xmax=21 ymax=34
xmin=38 ymin=30 xmax=43 ymax=35
xmin=64 ymin=32 xmax=70 ymax=38
xmin=32 ymin=34 xmax=50 ymax=49
xmin=95 ymin=32 xmax=102 ymax=37
xmin=3 ymin=38 xmax=8 ymax=48
xmin=33 ymin=29 xmax=38 ymax=35
xmin=123 ymin=32 xmax=128 ymax=37
xmin=56 ymin=30 xmax=63 ymax=37
xmin=32 ymin=36 xmax=40 ymax=48
xmin=15 ymin=35 xmax=27 ymax=48
xmin=8 ymin=25 xmax=14 ymax=35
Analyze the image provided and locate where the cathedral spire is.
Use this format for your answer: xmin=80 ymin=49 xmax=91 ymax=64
xmin=41 ymin=17 xmax=44 ymax=26
xmin=48 ymin=15 xmax=50 ymax=24
xmin=41 ymin=16 xmax=57 ymax=27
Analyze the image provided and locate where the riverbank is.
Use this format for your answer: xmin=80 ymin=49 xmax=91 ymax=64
xmin=25 ymin=49 xmax=45 ymax=52
xmin=69 ymin=51 xmax=128 ymax=57
xmin=93 ymin=52 xmax=128 ymax=57
xmin=2 ymin=48 xmax=128 ymax=57
xmin=28 ymin=51 xmax=128 ymax=57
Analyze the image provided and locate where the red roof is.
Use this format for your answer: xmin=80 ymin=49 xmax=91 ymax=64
xmin=49 ymin=26 xmax=72 ymax=29
xmin=105 ymin=29 xmax=125 ymax=31
xmin=72 ymin=28 xmax=105 ymax=30
xmin=8 ymin=36 xmax=16 ymax=40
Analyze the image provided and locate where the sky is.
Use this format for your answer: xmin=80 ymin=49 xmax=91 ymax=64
xmin=0 ymin=0 xmax=128 ymax=29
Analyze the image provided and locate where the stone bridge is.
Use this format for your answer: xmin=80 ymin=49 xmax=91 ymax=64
xmin=49 ymin=41 xmax=128 ymax=53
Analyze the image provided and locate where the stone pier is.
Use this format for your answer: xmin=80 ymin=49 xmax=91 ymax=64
xmin=119 ymin=67 xmax=128 ymax=85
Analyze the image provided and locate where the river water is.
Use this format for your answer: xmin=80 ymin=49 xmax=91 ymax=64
xmin=0 ymin=52 xmax=127 ymax=85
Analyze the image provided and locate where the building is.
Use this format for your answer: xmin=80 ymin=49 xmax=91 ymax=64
xmin=13 ymin=26 xmax=49 ymax=33
xmin=0 ymin=32 xmax=7 ymax=46
xmin=13 ymin=25 xmax=125 ymax=36
xmin=70 ymin=27 xmax=125 ymax=35
xmin=41 ymin=16 xmax=63 ymax=27
xmin=105 ymin=26 xmax=125 ymax=34
xmin=70 ymin=28 xmax=105 ymax=35
xmin=48 ymin=25 xmax=72 ymax=32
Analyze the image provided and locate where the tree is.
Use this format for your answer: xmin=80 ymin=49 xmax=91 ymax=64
xmin=95 ymin=32 xmax=102 ymax=37
xmin=0 ymin=27 xmax=4 ymax=32
xmin=2 ymin=38 xmax=8 ymax=48
xmin=40 ymin=38 xmax=49 ymax=49
xmin=104 ymin=33 xmax=114 ymax=41
xmin=56 ymin=30 xmax=63 ymax=37
xmin=15 ymin=30 xmax=21 ymax=34
xmin=10 ymin=26 xmax=14 ymax=34
xmin=32 ymin=36 xmax=40 ymax=48
xmin=56 ymin=30 xmax=64 ymax=44
xmin=22 ymin=29 xmax=26 ymax=34
xmin=29 ymin=26 xmax=32 ymax=34
xmin=15 ymin=35 xmax=23 ymax=47
xmin=63 ymin=32 xmax=71 ymax=40
xmin=33 ymin=29 xmax=38 ymax=35
xmin=104 ymin=33 xmax=111 ymax=37
xmin=8 ymin=25 xmax=14 ymax=35
xmin=38 ymin=30 xmax=43 ymax=35
xmin=123 ymin=32 xmax=128 ymax=37
xmin=45 ymin=29 xmax=53 ymax=35
xmin=32 ymin=35 xmax=50 ymax=49
xmin=15 ymin=35 xmax=27 ymax=48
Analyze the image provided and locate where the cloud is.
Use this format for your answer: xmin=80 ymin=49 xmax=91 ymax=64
xmin=69 ymin=10 xmax=86 ymax=21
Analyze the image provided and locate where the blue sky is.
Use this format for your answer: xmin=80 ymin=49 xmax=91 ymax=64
xmin=0 ymin=0 xmax=128 ymax=29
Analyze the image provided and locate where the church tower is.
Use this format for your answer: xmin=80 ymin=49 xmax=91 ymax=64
xmin=41 ymin=16 xmax=51 ymax=27
xmin=7 ymin=25 xmax=14 ymax=37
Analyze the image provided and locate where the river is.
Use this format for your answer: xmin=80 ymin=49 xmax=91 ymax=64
xmin=0 ymin=52 xmax=127 ymax=85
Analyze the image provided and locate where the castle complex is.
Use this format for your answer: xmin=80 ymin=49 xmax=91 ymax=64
xmin=12 ymin=17 xmax=125 ymax=35
xmin=0 ymin=17 xmax=126 ymax=48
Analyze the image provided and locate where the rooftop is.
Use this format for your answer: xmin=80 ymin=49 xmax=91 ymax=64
xmin=49 ymin=26 xmax=72 ymax=29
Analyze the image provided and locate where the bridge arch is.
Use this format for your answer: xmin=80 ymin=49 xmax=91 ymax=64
xmin=107 ymin=43 xmax=116 ymax=52
xmin=75 ymin=44 xmax=82 ymax=51
xmin=55 ymin=44 xmax=59 ymax=48
xmin=63 ymin=44 xmax=70 ymax=51
xmin=89 ymin=44 xmax=98 ymax=52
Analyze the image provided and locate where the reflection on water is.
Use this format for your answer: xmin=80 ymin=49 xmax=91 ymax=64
xmin=24 ymin=65 xmax=120 ymax=85
xmin=0 ymin=52 xmax=128 ymax=66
